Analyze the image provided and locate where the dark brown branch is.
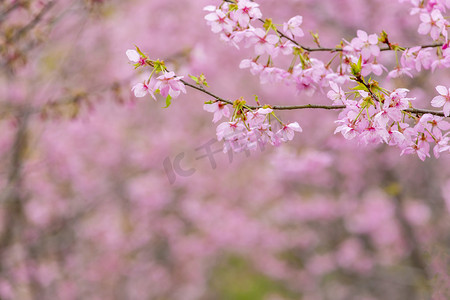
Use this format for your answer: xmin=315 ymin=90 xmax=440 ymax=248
xmin=262 ymin=18 xmax=443 ymax=53
xmin=0 ymin=109 xmax=30 ymax=273
xmin=404 ymin=108 xmax=446 ymax=117
xmin=222 ymin=0 xmax=444 ymax=53
xmin=180 ymin=80 xmax=234 ymax=105
xmin=0 ymin=1 xmax=22 ymax=23
xmin=8 ymin=1 xmax=55 ymax=43
xmin=182 ymin=78 xmax=447 ymax=117
xmin=269 ymin=104 xmax=346 ymax=110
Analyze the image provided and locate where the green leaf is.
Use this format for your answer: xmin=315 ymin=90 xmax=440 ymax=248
xmin=233 ymin=97 xmax=246 ymax=109
xmin=379 ymin=30 xmax=388 ymax=43
xmin=189 ymin=74 xmax=199 ymax=83
xmin=350 ymin=83 xmax=368 ymax=91
xmin=361 ymin=96 xmax=374 ymax=108
xmin=310 ymin=31 xmax=321 ymax=47
xmin=189 ymin=73 xmax=208 ymax=87
xmin=134 ymin=45 xmax=145 ymax=57
xmin=163 ymin=95 xmax=172 ymax=108
xmin=263 ymin=18 xmax=274 ymax=31
xmin=229 ymin=3 xmax=238 ymax=11
xmin=293 ymin=47 xmax=303 ymax=57
xmin=198 ymin=73 xmax=208 ymax=87
xmin=350 ymin=55 xmax=363 ymax=76
xmin=153 ymin=60 xmax=166 ymax=73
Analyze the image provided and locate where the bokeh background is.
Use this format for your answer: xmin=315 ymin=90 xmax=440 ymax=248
xmin=0 ymin=0 xmax=449 ymax=299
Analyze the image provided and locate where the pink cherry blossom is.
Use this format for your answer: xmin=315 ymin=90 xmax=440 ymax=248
xmin=204 ymin=6 xmax=233 ymax=34
xmin=154 ymin=72 xmax=186 ymax=98
xmin=126 ymin=49 xmax=147 ymax=66
xmin=216 ymin=121 xmax=245 ymax=142
xmin=418 ymin=9 xmax=447 ymax=40
xmin=131 ymin=82 xmax=151 ymax=98
xmin=431 ymin=85 xmax=450 ymax=116
xmin=327 ymin=81 xmax=346 ymax=103
xmin=239 ymin=59 xmax=264 ymax=75
xmin=401 ymin=141 xmax=431 ymax=161
xmin=432 ymin=131 xmax=450 ymax=157
xmin=233 ymin=0 xmax=262 ymax=27
xmin=283 ymin=16 xmax=304 ymax=38
xmin=387 ymin=66 xmax=413 ymax=78
xmin=401 ymin=46 xmax=421 ymax=70
xmin=203 ymin=102 xmax=231 ymax=123
xmin=248 ymin=28 xmax=279 ymax=56
xmin=344 ymin=30 xmax=380 ymax=60
xmin=277 ymin=122 xmax=303 ymax=141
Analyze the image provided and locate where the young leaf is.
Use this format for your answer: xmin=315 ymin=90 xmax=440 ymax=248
xmin=189 ymin=74 xmax=199 ymax=84
xmin=163 ymin=95 xmax=172 ymax=108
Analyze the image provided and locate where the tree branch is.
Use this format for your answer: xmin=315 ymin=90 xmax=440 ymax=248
xmin=7 ymin=1 xmax=55 ymax=43
xmin=0 ymin=1 xmax=23 ymax=24
xmin=222 ymin=0 xmax=443 ymax=52
xmin=181 ymin=78 xmax=447 ymax=117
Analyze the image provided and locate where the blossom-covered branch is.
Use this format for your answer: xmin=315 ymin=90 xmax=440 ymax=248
xmin=128 ymin=0 xmax=450 ymax=160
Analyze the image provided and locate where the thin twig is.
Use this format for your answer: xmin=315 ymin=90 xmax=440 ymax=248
xmin=180 ymin=80 xmax=234 ymax=105
xmin=223 ymin=0 xmax=444 ymax=52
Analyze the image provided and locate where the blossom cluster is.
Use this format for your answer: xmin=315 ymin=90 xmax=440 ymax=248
xmin=330 ymin=81 xmax=450 ymax=160
xmin=126 ymin=49 xmax=186 ymax=103
xmin=204 ymin=0 xmax=337 ymax=95
xmin=403 ymin=0 xmax=450 ymax=40
xmin=127 ymin=0 xmax=450 ymax=160
xmin=204 ymin=99 xmax=302 ymax=153
xmin=201 ymin=0 xmax=450 ymax=159
xmin=204 ymin=0 xmax=450 ymax=91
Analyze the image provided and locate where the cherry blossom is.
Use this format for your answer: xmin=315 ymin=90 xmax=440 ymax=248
xmin=344 ymin=30 xmax=380 ymax=60
xmin=154 ymin=72 xmax=186 ymax=98
xmin=233 ymin=0 xmax=262 ymax=27
xmin=131 ymin=82 xmax=153 ymax=99
xmin=283 ymin=16 xmax=304 ymax=38
xmin=203 ymin=101 xmax=231 ymax=123
xmin=431 ymin=85 xmax=450 ymax=116
xmin=277 ymin=122 xmax=303 ymax=141
xmin=130 ymin=0 xmax=450 ymax=161
xmin=126 ymin=49 xmax=147 ymax=67
xmin=418 ymin=9 xmax=448 ymax=40
xmin=327 ymin=81 xmax=346 ymax=104
xmin=247 ymin=28 xmax=279 ymax=56
xmin=204 ymin=6 xmax=233 ymax=33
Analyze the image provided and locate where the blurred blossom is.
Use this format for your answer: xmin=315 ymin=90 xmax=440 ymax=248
xmin=0 ymin=0 xmax=448 ymax=300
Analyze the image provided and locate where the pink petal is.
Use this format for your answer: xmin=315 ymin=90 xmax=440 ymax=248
xmin=430 ymin=27 xmax=441 ymax=40
xmin=203 ymin=5 xmax=216 ymax=12
xmin=444 ymin=102 xmax=450 ymax=117
xmin=418 ymin=23 xmax=431 ymax=35
xmin=131 ymin=83 xmax=148 ymax=98
xmin=420 ymin=13 xmax=431 ymax=23
xmin=287 ymin=122 xmax=303 ymax=132
xmin=357 ymin=30 xmax=368 ymax=41
xmin=436 ymin=85 xmax=448 ymax=95
xmin=205 ymin=13 xmax=219 ymax=22
xmin=266 ymin=34 xmax=279 ymax=45
xmin=432 ymin=95 xmax=446 ymax=107
xmin=368 ymin=34 xmax=378 ymax=44
xmin=126 ymin=50 xmax=140 ymax=62
xmin=203 ymin=103 xmax=219 ymax=113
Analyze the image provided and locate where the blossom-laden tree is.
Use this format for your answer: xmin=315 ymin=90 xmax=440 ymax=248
xmin=0 ymin=0 xmax=449 ymax=299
